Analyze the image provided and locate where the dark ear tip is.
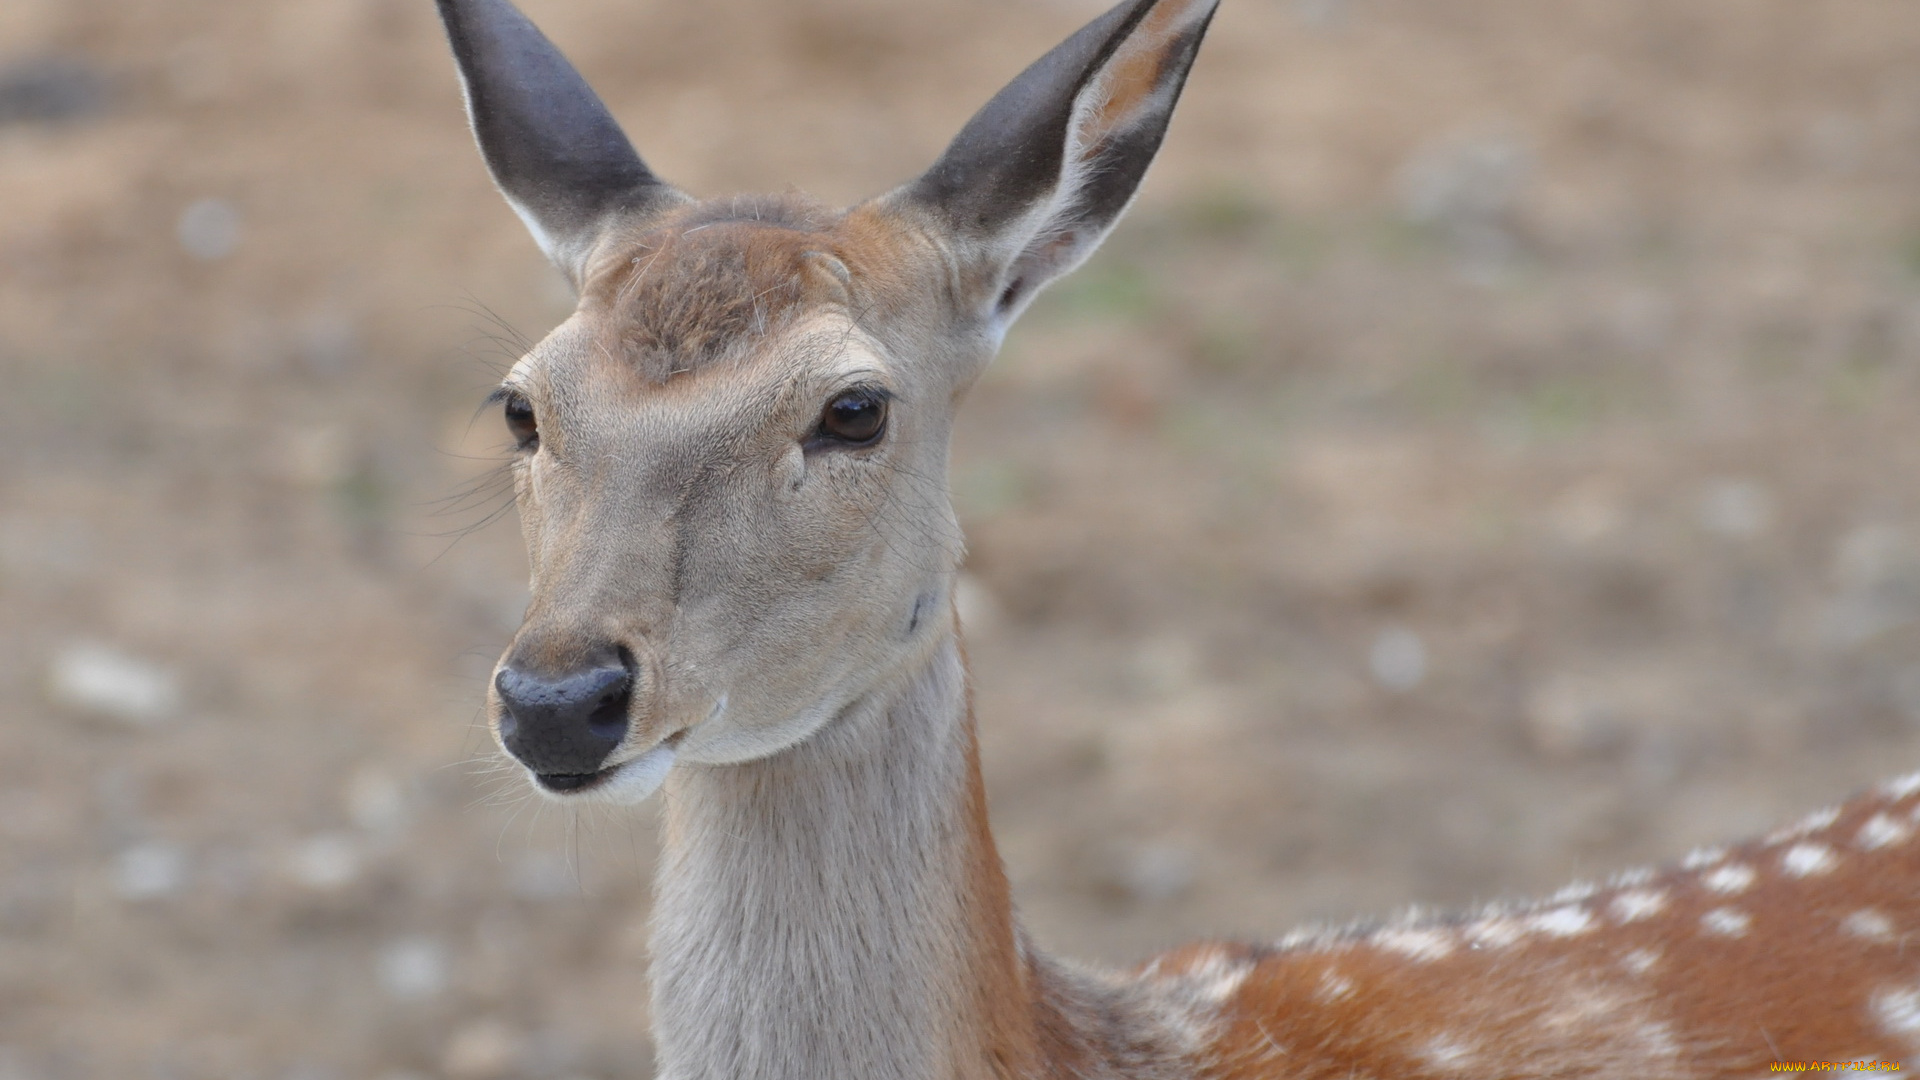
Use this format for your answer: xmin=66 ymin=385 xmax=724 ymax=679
xmin=905 ymin=0 xmax=1219 ymax=238
xmin=438 ymin=0 xmax=681 ymax=276
xmin=893 ymin=0 xmax=1219 ymax=322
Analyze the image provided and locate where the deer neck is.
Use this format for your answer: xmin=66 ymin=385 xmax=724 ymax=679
xmin=647 ymin=632 xmax=1042 ymax=1080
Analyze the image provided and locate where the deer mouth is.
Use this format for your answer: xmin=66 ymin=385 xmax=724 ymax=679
xmin=529 ymin=732 xmax=683 ymax=803
xmin=533 ymin=769 xmax=610 ymax=792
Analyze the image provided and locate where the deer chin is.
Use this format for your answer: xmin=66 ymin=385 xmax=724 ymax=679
xmin=528 ymin=734 xmax=682 ymax=804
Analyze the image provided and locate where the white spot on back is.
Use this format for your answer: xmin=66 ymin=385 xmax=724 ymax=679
xmin=1782 ymin=842 xmax=1838 ymax=877
xmin=1681 ymin=846 xmax=1727 ymax=870
xmin=1610 ymin=889 xmax=1668 ymax=923
xmin=1768 ymin=805 xmax=1841 ymax=844
xmin=1419 ymin=1033 xmax=1476 ymax=1070
xmin=1611 ymin=865 xmax=1657 ymax=888
xmin=1620 ymin=948 xmax=1661 ymax=976
xmin=1528 ymin=905 xmax=1594 ymax=938
xmin=1641 ymin=1021 xmax=1681 ymax=1058
xmin=1465 ymin=916 xmax=1524 ymax=949
xmin=1858 ymin=813 xmax=1911 ymax=851
xmin=1183 ymin=948 xmax=1251 ymax=1002
xmin=1701 ymin=863 xmax=1755 ymax=894
xmin=1844 ymin=909 xmax=1895 ymax=942
xmin=1276 ymin=925 xmax=1335 ymax=951
xmin=1701 ymin=907 xmax=1751 ymax=937
xmin=1373 ymin=927 xmax=1455 ymax=962
xmin=1883 ymin=771 xmax=1920 ymax=801
xmin=1199 ymin=971 xmax=1246 ymax=1003
xmin=1872 ymin=985 xmax=1920 ymax=1035
xmin=1551 ymin=881 xmax=1599 ymax=904
xmin=1314 ymin=968 xmax=1354 ymax=1003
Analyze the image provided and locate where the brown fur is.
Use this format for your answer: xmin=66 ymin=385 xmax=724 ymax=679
xmin=578 ymin=196 xmax=859 ymax=383
xmin=1169 ymin=784 xmax=1920 ymax=1077
xmin=953 ymin=650 xmax=1048 ymax=1078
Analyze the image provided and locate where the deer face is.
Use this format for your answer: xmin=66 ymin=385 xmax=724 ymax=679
xmin=440 ymin=0 xmax=1219 ymax=798
xmin=489 ymin=208 xmax=983 ymax=796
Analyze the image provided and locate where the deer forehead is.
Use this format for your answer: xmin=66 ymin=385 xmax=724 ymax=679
xmin=546 ymin=199 xmax=945 ymax=388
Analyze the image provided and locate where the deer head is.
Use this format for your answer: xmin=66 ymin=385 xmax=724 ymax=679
xmin=438 ymin=0 xmax=1218 ymax=799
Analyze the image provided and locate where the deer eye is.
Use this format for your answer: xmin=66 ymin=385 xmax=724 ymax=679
xmin=812 ymin=388 xmax=889 ymax=448
xmin=502 ymin=391 xmax=538 ymax=450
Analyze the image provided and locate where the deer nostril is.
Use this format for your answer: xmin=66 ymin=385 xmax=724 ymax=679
xmin=586 ymin=644 xmax=640 ymax=740
xmin=587 ymin=679 xmax=631 ymax=740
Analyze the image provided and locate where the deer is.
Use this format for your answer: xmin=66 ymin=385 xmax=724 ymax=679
xmin=432 ymin=0 xmax=1920 ymax=1076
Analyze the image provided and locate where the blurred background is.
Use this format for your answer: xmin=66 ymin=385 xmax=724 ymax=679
xmin=5 ymin=0 xmax=1920 ymax=1075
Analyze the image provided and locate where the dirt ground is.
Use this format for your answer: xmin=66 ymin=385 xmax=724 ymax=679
xmin=6 ymin=0 xmax=1920 ymax=1076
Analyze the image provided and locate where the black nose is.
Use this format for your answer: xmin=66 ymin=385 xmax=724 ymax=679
xmin=494 ymin=658 xmax=632 ymax=778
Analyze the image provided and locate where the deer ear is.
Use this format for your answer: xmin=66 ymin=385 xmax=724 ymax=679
xmin=896 ymin=0 xmax=1219 ymax=329
xmin=436 ymin=0 xmax=687 ymax=286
